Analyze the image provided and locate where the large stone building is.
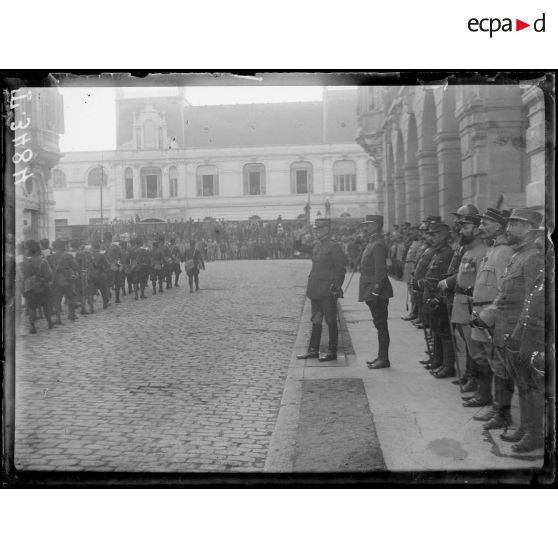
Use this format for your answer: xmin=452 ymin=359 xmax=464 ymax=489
xmin=53 ymin=88 xmax=378 ymax=226
xmin=10 ymin=87 xmax=64 ymax=241
xmin=355 ymin=83 xmax=547 ymax=228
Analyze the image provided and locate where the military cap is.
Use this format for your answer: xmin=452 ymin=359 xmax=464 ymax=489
xmin=361 ymin=215 xmax=384 ymax=226
xmin=425 ymin=215 xmax=442 ymax=223
xmin=481 ymin=208 xmax=509 ymax=226
xmin=418 ymin=221 xmax=430 ymax=231
xmin=426 ymin=222 xmax=450 ymax=234
xmin=508 ymin=208 xmax=543 ymax=228
xmin=314 ymin=218 xmax=331 ymax=228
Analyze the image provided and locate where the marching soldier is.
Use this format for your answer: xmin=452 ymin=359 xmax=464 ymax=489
xmin=182 ymin=239 xmax=205 ymax=293
xmin=420 ymin=222 xmax=454 ymax=378
xmin=120 ymin=239 xmax=135 ymax=296
xmin=358 ymin=215 xmax=393 ymax=369
xmin=295 ymin=218 xmax=346 ymax=362
xmin=479 ymin=208 xmax=544 ymax=451
xmin=160 ymin=235 xmax=174 ymax=290
xmin=21 ymin=240 xmax=54 ymax=333
xmin=130 ymin=236 xmax=150 ymax=300
xmin=74 ymin=240 xmax=95 ymax=315
xmin=168 ymin=236 xmax=182 ymax=288
xmin=89 ymin=240 xmax=112 ymax=310
xmin=150 ymin=240 xmax=166 ymax=294
xmin=103 ymin=231 xmax=124 ymax=304
xmin=438 ymin=206 xmax=487 ymax=399
xmin=468 ymin=209 xmax=514 ymax=426
xmin=49 ymin=239 xmax=79 ymax=324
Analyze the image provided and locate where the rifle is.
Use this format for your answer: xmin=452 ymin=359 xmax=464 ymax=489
xmin=343 ymin=268 xmax=357 ymax=294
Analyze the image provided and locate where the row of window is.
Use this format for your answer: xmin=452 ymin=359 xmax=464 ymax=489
xmin=52 ymin=160 xmax=376 ymax=199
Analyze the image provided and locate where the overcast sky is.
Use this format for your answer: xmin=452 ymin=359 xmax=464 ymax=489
xmin=59 ymin=86 xmax=356 ymax=153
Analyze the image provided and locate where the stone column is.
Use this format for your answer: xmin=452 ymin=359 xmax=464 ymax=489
xmin=522 ymin=86 xmax=545 ymax=207
xmin=393 ymin=169 xmax=406 ymax=224
xmin=404 ymin=162 xmax=420 ymax=225
xmin=416 ymin=150 xmax=439 ymax=218
xmin=322 ymin=158 xmax=334 ymax=193
xmin=435 ymin=131 xmax=463 ymax=220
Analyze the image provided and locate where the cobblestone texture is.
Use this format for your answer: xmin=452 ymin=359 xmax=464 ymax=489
xmin=15 ymin=260 xmax=308 ymax=472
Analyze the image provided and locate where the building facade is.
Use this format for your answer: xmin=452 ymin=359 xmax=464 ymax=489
xmin=355 ymin=84 xmax=547 ymax=228
xmin=10 ymin=87 xmax=64 ymax=241
xmin=53 ymin=89 xmax=379 ymax=227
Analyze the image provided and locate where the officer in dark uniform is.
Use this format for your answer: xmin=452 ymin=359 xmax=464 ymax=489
xmin=480 ymin=208 xmax=544 ymax=452
xmin=160 ymin=234 xmax=174 ymax=290
xmin=358 ymin=215 xmax=393 ymax=369
xmin=420 ymin=222 xmax=455 ymax=378
xmin=295 ymin=218 xmax=346 ymax=362
xmin=89 ymin=240 xmax=111 ymax=309
xmin=49 ymin=239 xmax=79 ymax=324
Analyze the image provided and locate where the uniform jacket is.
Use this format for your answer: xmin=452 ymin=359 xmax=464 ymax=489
xmin=358 ymin=233 xmax=393 ymax=301
xmin=183 ymin=247 xmax=205 ymax=271
xmin=480 ymin=233 xmax=543 ymax=346
xmin=21 ymin=255 xmax=52 ymax=301
xmin=48 ymin=251 xmax=78 ymax=287
xmin=403 ymin=239 xmax=421 ymax=283
xmin=89 ymin=251 xmax=111 ymax=279
xmin=295 ymin=236 xmax=346 ymax=299
xmin=449 ymin=238 xmax=487 ymax=324
xmin=413 ymin=245 xmax=436 ymax=283
xmin=422 ymin=242 xmax=453 ymax=295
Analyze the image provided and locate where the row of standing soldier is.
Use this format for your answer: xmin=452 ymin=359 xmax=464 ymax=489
xmin=403 ymin=205 xmax=546 ymax=454
xmin=18 ymin=233 xmax=205 ymax=335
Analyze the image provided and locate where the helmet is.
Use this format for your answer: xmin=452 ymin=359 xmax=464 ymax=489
xmin=451 ymin=204 xmax=480 ymax=226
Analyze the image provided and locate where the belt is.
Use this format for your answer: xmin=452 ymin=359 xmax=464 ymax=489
xmin=455 ymin=286 xmax=473 ymax=296
xmin=472 ymin=301 xmax=492 ymax=307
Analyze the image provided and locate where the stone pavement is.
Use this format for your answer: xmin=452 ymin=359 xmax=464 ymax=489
xmin=14 ymin=260 xmax=308 ymax=472
xmin=265 ymin=273 xmax=546 ymax=474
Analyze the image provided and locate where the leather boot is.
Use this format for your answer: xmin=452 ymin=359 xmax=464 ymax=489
xmin=474 ymin=405 xmax=497 ymax=422
xmin=433 ymin=339 xmax=455 ymax=378
xmin=513 ymin=390 xmax=544 ymax=452
xmin=308 ymin=323 xmax=322 ymax=353
xmin=377 ymin=327 xmax=390 ymax=363
xmin=464 ymin=365 xmax=493 ymax=406
xmin=461 ymin=377 xmax=478 ymax=393
xmin=152 ymin=284 xmax=157 ymax=295
xmin=297 ymin=349 xmax=319 ymax=359
xmin=500 ymin=389 xmax=526 ymax=442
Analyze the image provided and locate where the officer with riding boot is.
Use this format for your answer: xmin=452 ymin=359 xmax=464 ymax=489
xmin=358 ymin=215 xmax=393 ymax=369
xmin=421 ymin=223 xmax=454 ymax=378
xmin=295 ymin=218 xmax=346 ymax=362
xmin=480 ymin=208 xmax=544 ymax=451
xmin=468 ymin=209 xmax=514 ymax=427
xmin=438 ymin=207 xmax=487 ymax=401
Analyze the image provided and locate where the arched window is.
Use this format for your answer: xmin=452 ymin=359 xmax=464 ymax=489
xmin=290 ymin=161 xmax=313 ymax=194
xmin=196 ymin=165 xmax=219 ymax=197
xmin=52 ymin=168 xmax=67 ymax=188
xmin=125 ymin=167 xmax=134 ymax=199
xmin=243 ymin=163 xmax=266 ymax=195
xmin=140 ymin=167 xmax=162 ymax=198
xmin=88 ymin=166 xmax=108 ymax=187
xmin=169 ymin=166 xmax=178 ymax=197
xmin=333 ymin=160 xmax=356 ymax=192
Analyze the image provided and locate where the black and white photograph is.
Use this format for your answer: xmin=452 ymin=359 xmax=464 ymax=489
xmin=3 ymin=72 xmax=555 ymax=485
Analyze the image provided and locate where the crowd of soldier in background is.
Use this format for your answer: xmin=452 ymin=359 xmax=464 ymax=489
xmin=12 ymin=232 xmax=207 ymax=336
xmin=398 ymin=205 xmax=547 ymax=454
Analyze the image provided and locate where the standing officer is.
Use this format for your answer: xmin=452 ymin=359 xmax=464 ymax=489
xmin=358 ymin=215 xmax=393 ymax=369
xmin=169 ymin=236 xmax=183 ymax=288
xmin=421 ymin=222 xmax=454 ymax=378
xmin=401 ymin=226 xmax=421 ymax=321
xmin=468 ymin=209 xmax=513 ymax=425
xmin=74 ymin=240 xmax=94 ymax=315
xmin=295 ymin=218 xmax=346 ymax=362
xmin=480 ymin=208 xmax=544 ymax=450
xmin=438 ymin=208 xmax=487 ymax=400
xmin=130 ymin=236 xmax=150 ymax=300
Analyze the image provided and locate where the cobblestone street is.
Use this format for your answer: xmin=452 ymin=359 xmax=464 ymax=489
xmin=15 ymin=260 xmax=308 ymax=472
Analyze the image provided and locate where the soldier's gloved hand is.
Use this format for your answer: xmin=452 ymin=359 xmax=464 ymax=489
xmin=437 ymin=279 xmax=448 ymax=291
xmin=330 ymin=283 xmax=343 ymax=298
xmin=479 ymin=305 xmax=496 ymax=328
